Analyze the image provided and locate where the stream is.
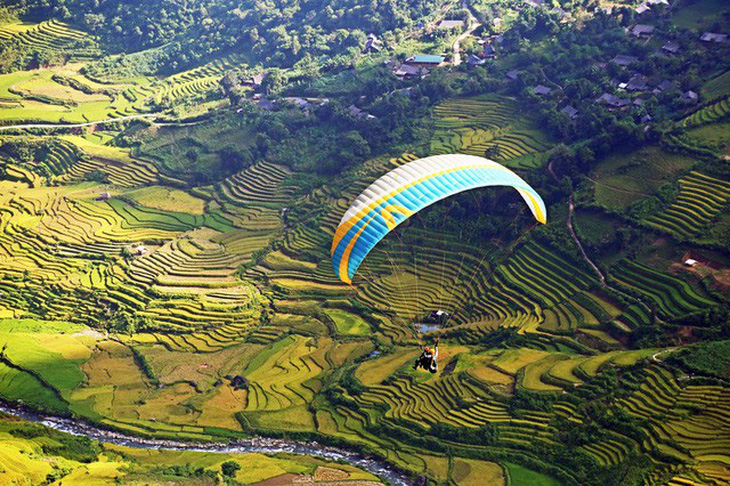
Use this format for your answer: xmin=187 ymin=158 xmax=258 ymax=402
xmin=0 ymin=402 xmax=414 ymax=485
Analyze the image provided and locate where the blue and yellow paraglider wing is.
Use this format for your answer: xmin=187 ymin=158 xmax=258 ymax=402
xmin=331 ymin=154 xmax=547 ymax=284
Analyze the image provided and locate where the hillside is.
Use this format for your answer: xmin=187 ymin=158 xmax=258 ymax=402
xmin=0 ymin=0 xmax=729 ymax=484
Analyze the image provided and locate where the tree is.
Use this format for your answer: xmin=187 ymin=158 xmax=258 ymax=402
xmin=221 ymin=461 xmax=241 ymax=478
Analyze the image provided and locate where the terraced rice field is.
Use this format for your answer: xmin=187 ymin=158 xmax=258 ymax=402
xmin=645 ymin=171 xmax=730 ymax=237
xmin=0 ymin=154 xmax=267 ymax=344
xmin=681 ymin=97 xmax=730 ymax=127
xmin=219 ymin=161 xmax=296 ymax=207
xmin=0 ymin=19 xmax=97 ymax=60
xmin=430 ymin=95 xmax=554 ymax=168
xmin=609 ymin=260 xmax=716 ymax=318
xmin=0 ymin=38 xmax=726 ymax=482
xmin=0 ymin=52 xmax=243 ymax=124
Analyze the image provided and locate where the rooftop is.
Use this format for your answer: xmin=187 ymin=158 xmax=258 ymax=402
xmin=438 ymin=19 xmax=465 ymax=29
xmin=394 ymin=63 xmax=422 ymax=77
xmin=610 ymin=54 xmax=639 ymax=66
xmin=533 ymin=84 xmax=552 ymax=95
xmin=700 ymin=32 xmax=728 ymax=43
xmin=662 ymin=41 xmax=680 ymax=53
xmin=561 ymin=105 xmax=579 ymax=119
xmin=467 ymin=54 xmax=486 ymax=65
xmin=408 ymin=54 xmax=446 ymax=64
xmin=597 ymin=93 xmax=630 ymax=107
xmin=632 ymin=24 xmax=655 ymax=36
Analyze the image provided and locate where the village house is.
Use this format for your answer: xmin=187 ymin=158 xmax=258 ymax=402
xmin=625 ymin=74 xmax=649 ymax=92
xmin=385 ymin=87 xmax=414 ymax=99
xmin=635 ymin=3 xmax=651 ymax=15
xmin=631 ymin=24 xmax=655 ymax=38
xmin=281 ymin=97 xmax=328 ymax=110
xmin=283 ymin=97 xmax=311 ymax=110
xmin=437 ymin=19 xmax=465 ymax=30
xmin=700 ymin=32 xmax=728 ymax=43
xmin=255 ymin=98 xmax=276 ymax=111
xmin=561 ymin=105 xmax=579 ymax=119
xmin=505 ymin=69 xmax=521 ymax=81
xmin=405 ymin=54 xmax=446 ymax=67
xmin=363 ymin=33 xmax=382 ymax=53
xmin=394 ymin=63 xmax=427 ymax=80
xmin=347 ymin=105 xmax=377 ymax=120
xmin=653 ymin=79 xmax=674 ymax=95
xmin=482 ymin=43 xmax=496 ymax=58
xmin=466 ymin=54 xmax=486 ymax=66
xmin=647 ymin=0 xmax=669 ymax=5
xmin=610 ymin=54 xmax=639 ymax=67
xmin=681 ymin=90 xmax=698 ymax=103
xmin=597 ymin=93 xmax=630 ymax=109
xmin=662 ymin=41 xmax=680 ymax=54
xmin=533 ymin=84 xmax=552 ymax=96
xmin=96 ymin=191 xmax=112 ymax=201
xmin=243 ymin=72 xmax=267 ymax=90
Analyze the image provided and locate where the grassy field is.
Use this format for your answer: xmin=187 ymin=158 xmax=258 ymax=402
xmin=684 ymin=122 xmax=730 ymax=155
xmin=324 ymin=308 xmax=371 ymax=335
xmin=504 ymin=462 xmax=561 ymax=486
xmin=591 ymin=146 xmax=695 ymax=210
xmin=124 ymin=186 xmax=207 ymax=214
xmin=672 ymin=0 xmax=730 ymax=30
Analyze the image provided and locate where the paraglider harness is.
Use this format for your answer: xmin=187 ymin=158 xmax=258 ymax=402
xmin=414 ymin=339 xmax=439 ymax=374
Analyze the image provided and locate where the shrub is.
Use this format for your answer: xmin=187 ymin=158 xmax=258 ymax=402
xmin=221 ymin=461 xmax=241 ymax=478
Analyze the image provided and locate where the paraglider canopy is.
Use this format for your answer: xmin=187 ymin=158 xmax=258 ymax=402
xmin=331 ymin=154 xmax=547 ymax=284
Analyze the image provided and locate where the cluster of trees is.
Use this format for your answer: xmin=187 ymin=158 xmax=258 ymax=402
xmin=14 ymin=0 xmax=441 ymax=74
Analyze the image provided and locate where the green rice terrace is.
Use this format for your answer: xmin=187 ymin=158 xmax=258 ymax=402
xmin=0 ymin=1 xmax=729 ymax=485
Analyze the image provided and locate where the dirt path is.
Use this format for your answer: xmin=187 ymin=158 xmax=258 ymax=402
xmin=0 ymin=113 xmax=158 ymax=131
xmin=586 ymin=176 xmax=651 ymax=197
xmin=452 ymin=11 xmax=480 ymax=66
xmin=567 ymin=195 xmax=606 ymax=283
xmin=566 ymin=194 xmax=659 ymax=324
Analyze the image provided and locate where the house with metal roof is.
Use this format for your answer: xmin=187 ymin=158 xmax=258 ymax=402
xmin=406 ymin=54 xmax=446 ymax=66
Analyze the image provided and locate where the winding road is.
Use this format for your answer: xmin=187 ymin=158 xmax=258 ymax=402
xmin=452 ymin=11 xmax=480 ymax=67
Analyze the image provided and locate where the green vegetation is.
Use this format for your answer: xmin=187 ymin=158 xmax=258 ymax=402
xmin=0 ymin=411 xmax=380 ymax=484
xmin=590 ymin=146 xmax=695 ymax=210
xmin=431 ymin=95 xmax=555 ymax=169
xmin=505 ymin=462 xmax=561 ymax=486
xmin=325 ymin=309 xmax=371 ymax=335
xmin=0 ymin=0 xmax=728 ymax=483
xmin=672 ymin=340 xmax=730 ymax=379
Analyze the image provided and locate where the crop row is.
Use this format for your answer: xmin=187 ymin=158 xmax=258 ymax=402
xmin=609 ymin=260 xmax=716 ymax=318
xmin=219 ymin=161 xmax=295 ymax=207
xmin=646 ymin=171 xmax=730 ymax=237
xmin=681 ymin=97 xmax=730 ymax=127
